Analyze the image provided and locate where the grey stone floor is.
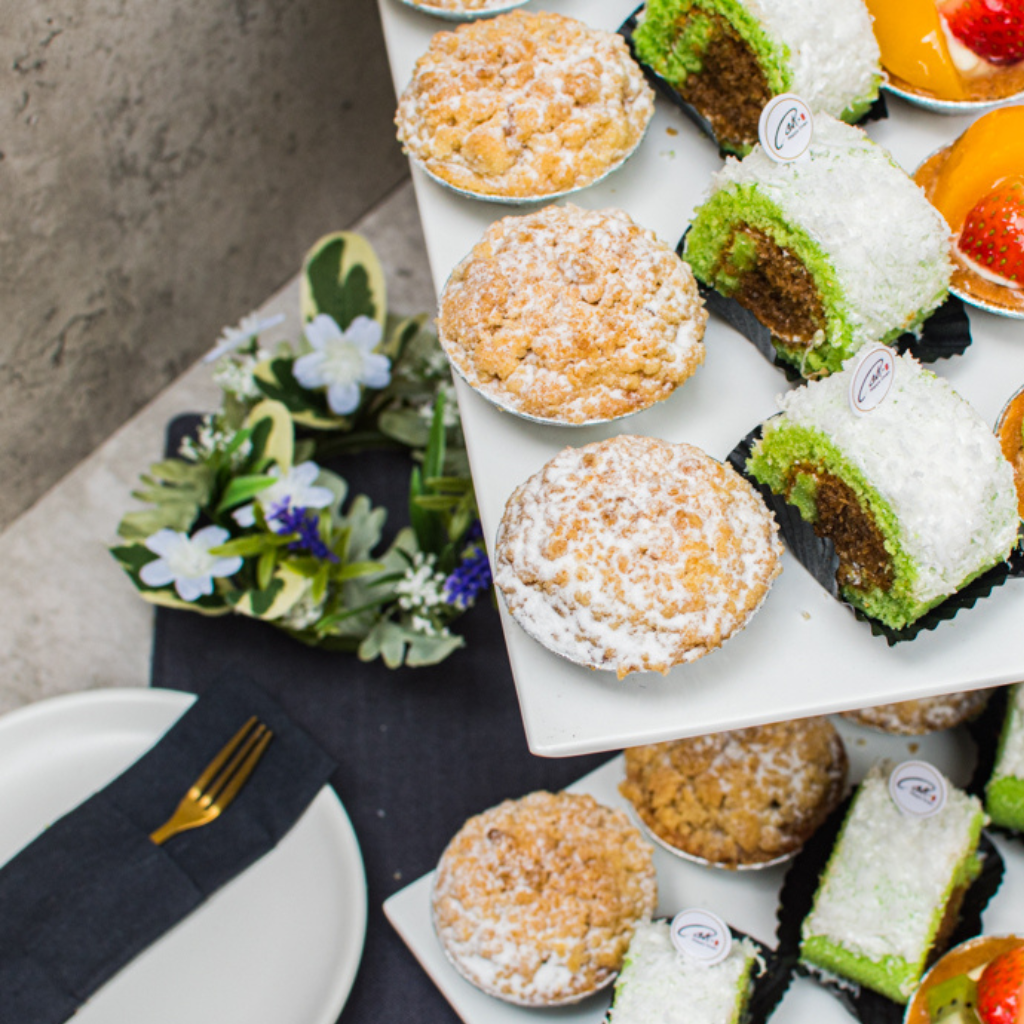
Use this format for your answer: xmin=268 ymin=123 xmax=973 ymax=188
xmin=0 ymin=180 xmax=436 ymax=715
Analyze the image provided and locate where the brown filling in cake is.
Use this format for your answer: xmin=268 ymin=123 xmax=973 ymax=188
xmin=790 ymin=465 xmax=894 ymax=593
xmin=716 ymin=227 xmax=827 ymax=345
xmin=671 ymin=12 xmax=771 ymax=150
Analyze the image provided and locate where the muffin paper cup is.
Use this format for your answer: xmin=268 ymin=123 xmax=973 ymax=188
xmin=774 ymin=794 xmax=1005 ymax=1024
xmin=618 ymin=6 xmax=887 ymax=157
xmin=603 ymin=918 xmax=794 ymax=1024
xmin=727 ymin=424 xmax=1024 ymax=644
xmin=676 ymin=241 xmax=973 ymax=382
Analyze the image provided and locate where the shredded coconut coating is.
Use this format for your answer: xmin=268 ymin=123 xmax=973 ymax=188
xmin=621 ymin=717 xmax=847 ymax=866
xmin=438 ymin=205 xmax=707 ymax=423
xmin=431 ymin=791 xmax=657 ymax=1006
xmin=993 ymin=683 xmax=1024 ymax=781
xmin=494 ymin=435 xmax=783 ymax=678
xmin=609 ymin=919 xmax=758 ymax=1024
xmin=394 ymin=12 xmax=654 ymax=198
xmin=709 ymin=115 xmax=953 ymax=355
xmin=801 ymin=761 xmax=985 ymax=969
xmin=741 ymin=0 xmax=880 ymax=119
xmin=841 ymin=690 xmax=993 ymax=736
xmin=771 ymin=351 xmax=1018 ymax=606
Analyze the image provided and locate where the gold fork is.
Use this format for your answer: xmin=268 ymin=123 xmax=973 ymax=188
xmin=149 ymin=715 xmax=273 ymax=845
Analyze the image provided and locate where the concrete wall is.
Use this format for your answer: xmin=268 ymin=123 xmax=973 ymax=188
xmin=0 ymin=0 xmax=408 ymax=527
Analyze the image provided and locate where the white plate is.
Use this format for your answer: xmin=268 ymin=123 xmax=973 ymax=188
xmin=0 ymin=688 xmax=367 ymax=1024
xmin=379 ymin=0 xmax=1024 ymax=757
xmin=385 ymin=719 xmax=1024 ymax=1024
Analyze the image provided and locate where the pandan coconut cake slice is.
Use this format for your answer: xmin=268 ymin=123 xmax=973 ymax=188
xmin=986 ymin=683 xmax=1024 ymax=831
xmin=800 ymin=761 xmax=987 ymax=1004
xmin=608 ymin=919 xmax=759 ymax=1024
xmin=631 ymin=0 xmax=880 ymax=154
xmin=746 ymin=351 xmax=1018 ymax=630
xmin=684 ymin=115 xmax=953 ymax=378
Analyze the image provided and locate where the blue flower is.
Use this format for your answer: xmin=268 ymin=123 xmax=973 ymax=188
xmin=233 ymin=461 xmax=334 ymax=529
xmin=293 ymin=314 xmax=391 ymax=415
xmin=139 ymin=526 xmax=243 ymax=601
xmin=444 ymin=525 xmax=492 ymax=609
xmin=268 ymin=502 xmax=339 ymax=563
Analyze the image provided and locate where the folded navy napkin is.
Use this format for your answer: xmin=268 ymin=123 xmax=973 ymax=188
xmin=0 ymin=676 xmax=336 ymax=1024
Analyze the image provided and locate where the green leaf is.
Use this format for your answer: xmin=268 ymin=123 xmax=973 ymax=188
xmin=406 ymin=632 xmax=465 ymax=667
xmin=301 ymin=232 xmax=387 ymax=329
xmin=243 ymin=578 xmax=285 ymax=617
xmin=215 ymin=474 xmax=275 ymax=514
xmin=209 ymin=533 xmax=287 ymax=558
xmin=335 ymin=559 xmax=386 ymax=581
xmin=257 ymin=547 xmax=277 ymax=591
xmin=147 ymin=458 xmax=206 ymax=484
xmin=116 ymin=503 xmax=199 ymax=541
xmin=341 ymin=493 xmax=387 ymax=562
xmin=377 ymin=409 xmax=431 ymax=449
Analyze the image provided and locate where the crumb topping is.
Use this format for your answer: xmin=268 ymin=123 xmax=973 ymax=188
xmin=494 ymin=435 xmax=782 ymax=678
xmin=438 ymin=205 xmax=707 ymax=423
xmin=395 ymin=11 xmax=654 ymax=198
xmin=620 ymin=718 xmax=847 ymax=866
xmin=431 ymin=790 xmax=657 ymax=1006
xmin=842 ymin=690 xmax=993 ymax=735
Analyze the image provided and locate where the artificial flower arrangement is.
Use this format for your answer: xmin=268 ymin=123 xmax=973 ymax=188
xmin=112 ymin=232 xmax=491 ymax=668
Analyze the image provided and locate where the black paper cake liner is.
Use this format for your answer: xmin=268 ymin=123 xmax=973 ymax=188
xmin=672 ymin=233 xmax=973 ymax=382
xmin=727 ymin=423 xmax=1024 ymax=644
xmin=618 ymin=7 xmax=888 ymax=159
xmin=604 ymin=918 xmax=793 ymax=1024
xmin=775 ymin=793 xmax=1005 ymax=1024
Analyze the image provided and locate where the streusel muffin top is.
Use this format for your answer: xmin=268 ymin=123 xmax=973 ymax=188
xmin=494 ymin=435 xmax=783 ymax=678
xmin=438 ymin=205 xmax=707 ymax=423
xmin=395 ymin=11 xmax=654 ymax=199
xmin=841 ymin=690 xmax=993 ymax=735
xmin=621 ymin=718 xmax=848 ymax=867
xmin=431 ymin=790 xmax=657 ymax=1006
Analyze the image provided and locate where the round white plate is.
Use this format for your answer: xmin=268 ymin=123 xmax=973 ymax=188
xmin=0 ymin=687 xmax=367 ymax=1024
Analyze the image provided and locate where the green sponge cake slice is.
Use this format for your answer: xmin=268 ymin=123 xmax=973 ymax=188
xmin=746 ymin=351 xmax=1018 ymax=630
xmin=800 ymin=761 xmax=986 ymax=1004
xmin=987 ymin=684 xmax=1024 ymax=831
xmin=684 ymin=115 xmax=952 ymax=378
xmin=609 ymin=919 xmax=759 ymax=1024
xmin=632 ymin=0 xmax=880 ymax=154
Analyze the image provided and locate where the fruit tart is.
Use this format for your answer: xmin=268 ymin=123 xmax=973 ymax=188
xmin=864 ymin=0 xmax=1024 ymax=109
xmin=914 ymin=106 xmax=1024 ymax=318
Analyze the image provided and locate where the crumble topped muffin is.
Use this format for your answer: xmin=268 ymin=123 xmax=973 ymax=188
xmin=438 ymin=205 xmax=707 ymax=423
xmin=841 ymin=690 xmax=994 ymax=735
xmin=395 ymin=11 xmax=654 ymax=199
xmin=620 ymin=718 xmax=847 ymax=868
xmin=494 ymin=435 xmax=783 ymax=678
xmin=431 ymin=790 xmax=657 ymax=1006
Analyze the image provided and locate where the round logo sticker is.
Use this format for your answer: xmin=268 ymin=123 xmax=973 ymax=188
xmin=757 ymin=94 xmax=814 ymax=162
xmin=888 ymin=760 xmax=948 ymax=819
xmin=849 ymin=344 xmax=895 ymax=416
xmin=669 ymin=909 xmax=732 ymax=966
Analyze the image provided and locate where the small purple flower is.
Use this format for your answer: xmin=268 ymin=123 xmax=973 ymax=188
xmin=444 ymin=525 xmax=492 ymax=609
xmin=268 ymin=501 xmax=339 ymax=563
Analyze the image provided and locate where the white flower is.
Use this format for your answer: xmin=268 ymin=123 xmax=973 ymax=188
xmin=212 ymin=352 xmax=266 ymax=400
xmin=139 ymin=526 xmax=242 ymax=601
xmin=233 ymin=461 xmax=334 ymax=528
xmin=394 ymin=553 xmax=447 ymax=612
xmin=294 ymin=314 xmax=390 ymax=415
xmin=204 ymin=312 xmax=286 ymax=363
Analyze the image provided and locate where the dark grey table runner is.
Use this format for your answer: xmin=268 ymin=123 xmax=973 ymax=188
xmin=150 ymin=425 xmax=612 ymax=1023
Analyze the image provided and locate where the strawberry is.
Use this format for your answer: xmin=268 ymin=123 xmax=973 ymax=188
xmin=939 ymin=0 xmax=1024 ymax=65
xmin=977 ymin=946 xmax=1024 ymax=1024
xmin=957 ymin=176 xmax=1024 ymax=288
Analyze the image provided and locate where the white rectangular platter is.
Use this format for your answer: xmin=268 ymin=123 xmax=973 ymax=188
xmin=377 ymin=0 xmax=1024 ymax=757
xmin=384 ymin=720 xmax=1024 ymax=1024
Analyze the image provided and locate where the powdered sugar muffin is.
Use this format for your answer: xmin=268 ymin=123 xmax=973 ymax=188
xmin=395 ymin=11 xmax=654 ymax=199
xmin=494 ymin=435 xmax=783 ymax=678
xmin=431 ymin=790 xmax=657 ymax=1006
xmin=841 ymin=690 xmax=994 ymax=735
xmin=620 ymin=718 xmax=847 ymax=868
xmin=438 ymin=205 xmax=707 ymax=424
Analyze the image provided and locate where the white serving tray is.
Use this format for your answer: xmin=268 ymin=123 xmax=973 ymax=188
xmin=377 ymin=0 xmax=1024 ymax=756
